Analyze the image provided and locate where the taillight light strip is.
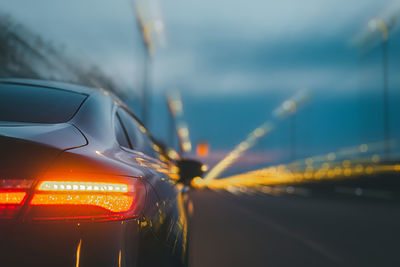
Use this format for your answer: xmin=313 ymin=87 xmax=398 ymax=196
xmin=0 ymin=178 xmax=143 ymax=221
xmin=0 ymin=179 xmax=33 ymax=219
xmin=30 ymin=193 xmax=134 ymax=213
xmin=31 ymin=180 xmax=136 ymax=214
xmin=0 ymin=179 xmax=32 ymax=206
xmin=37 ymin=181 xmax=130 ymax=193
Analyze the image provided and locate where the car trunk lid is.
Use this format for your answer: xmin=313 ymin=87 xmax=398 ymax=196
xmin=0 ymin=123 xmax=87 ymax=178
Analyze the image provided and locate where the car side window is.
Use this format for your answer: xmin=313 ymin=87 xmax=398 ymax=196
xmin=117 ymin=108 xmax=157 ymax=157
xmin=114 ymin=113 xmax=131 ymax=148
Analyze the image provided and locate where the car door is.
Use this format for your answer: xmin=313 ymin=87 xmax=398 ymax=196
xmin=116 ymin=107 xmax=177 ymax=194
xmin=115 ymin=108 xmax=186 ymax=256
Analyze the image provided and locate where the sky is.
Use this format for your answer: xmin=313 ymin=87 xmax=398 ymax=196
xmin=1 ymin=0 xmax=399 ymax=172
xmin=0 ymin=0 xmax=394 ymax=95
xmin=153 ymin=0 xmax=392 ymax=94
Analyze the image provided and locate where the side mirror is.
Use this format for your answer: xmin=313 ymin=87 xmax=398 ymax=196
xmin=176 ymin=159 xmax=205 ymax=185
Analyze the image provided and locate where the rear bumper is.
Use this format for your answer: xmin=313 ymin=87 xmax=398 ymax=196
xmin=0 ymin=219 xmax=140 ymax=267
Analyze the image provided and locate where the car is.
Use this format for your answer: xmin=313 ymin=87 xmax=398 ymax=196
xmin=0 ymin=78 xmax=200 ymax=267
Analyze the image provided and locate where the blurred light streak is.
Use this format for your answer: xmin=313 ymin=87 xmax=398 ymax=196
xmin=134 ymin=0 xmax=166 ymax=54
xmin=134 ymin=0 xmax=166 ymax=126
xmin=167 ymin=90 xmax=192 ymax=153
xmin=176 ymin=187 xmax=188 ymax=261
xmin=167 ymin=149 xmax=180 ymax=160
xmin=368 ymin=18 xmax=389 ymax=41
xmin=292 ymin=140 xmax=397 ymax=167
xmin=203 ymin=122 xmax=273 ymax=182
xmin=203 ymin=89 xmax=311 ymax=181
xmin=352 ymin=1 xmax=400 ymax=50
xmin=193 ymin=141 xmax=400 ymax=194
xmin=193 ymin=161 xmax=400 ymax=191
xmin=75 ymin=239 xmax=82 ymax=267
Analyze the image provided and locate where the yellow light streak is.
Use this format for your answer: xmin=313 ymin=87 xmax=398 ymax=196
xmin=75 ymin=239 xmax=82 ymax=267
xmin=203 ymin=123 xmax=273 ymax=181
xmin=204 ymin=89 xmax=311 ymax=181
xmin=193 ymin=160 xmax=400 ymax=192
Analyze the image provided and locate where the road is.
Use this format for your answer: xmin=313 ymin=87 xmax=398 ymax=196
xmin=187 ymin=186 xmax=400 ymax=267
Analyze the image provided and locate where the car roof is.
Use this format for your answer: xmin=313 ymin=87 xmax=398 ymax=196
xmin=0 ymin=77 xmax=144 ymax=126
xmin=0 ymin=78 xmax=105 ymax=97
xmin=0 ymin=78 xmax=163 ymax=152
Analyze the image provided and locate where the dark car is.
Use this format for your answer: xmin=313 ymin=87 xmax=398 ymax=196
xmin=0 ymin=79 xmax=191 ymax=267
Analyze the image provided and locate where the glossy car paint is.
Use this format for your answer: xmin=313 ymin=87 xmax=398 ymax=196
xmin=0 ymin=79 xmax=188 ymax=267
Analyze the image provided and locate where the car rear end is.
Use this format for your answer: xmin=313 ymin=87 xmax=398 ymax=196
xmin=0 ymin=80 xmax=143 ymax=267
xmin=0 ymin=176 xmax=142 ymax=267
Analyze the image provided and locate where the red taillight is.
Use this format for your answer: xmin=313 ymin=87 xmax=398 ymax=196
xmin=0 ymin=191 xmax=27 ymax=205
xmin=0 ymin=179 xmax=32 ymax=219
xmin=0 ymin=176 xmax=145 ymax=221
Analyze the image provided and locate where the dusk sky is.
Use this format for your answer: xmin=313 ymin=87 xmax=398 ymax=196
xmin=0 ymin=0 xmax=394 ymax=94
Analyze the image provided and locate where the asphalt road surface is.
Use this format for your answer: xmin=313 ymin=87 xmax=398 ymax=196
xmin=188 ymin=186 xmax=400 ymax=267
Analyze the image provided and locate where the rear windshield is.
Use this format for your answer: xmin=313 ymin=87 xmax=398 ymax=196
xmin=0 ymin=83 xmax=87 ymax=123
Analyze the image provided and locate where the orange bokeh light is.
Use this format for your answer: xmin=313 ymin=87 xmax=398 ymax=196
xmin=196 ymin=142 xmax=209 ymax=157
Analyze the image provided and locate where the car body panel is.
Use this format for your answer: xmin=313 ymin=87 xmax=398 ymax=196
xmin=0 ymin=220 xmax=140 ymax=267
xmin=0 ymin=79 xmax=188 ymax=267
xmin=0 ymin=123 xmax=87 ymax=150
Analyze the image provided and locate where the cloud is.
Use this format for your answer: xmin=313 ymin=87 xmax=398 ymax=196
xmin=0 ymin=0 xmax=396 ymax=97
xmin=162 ymin=0 xmax=388 ymax=40
xmin=152 ymin=0 xmax=395 ymax=96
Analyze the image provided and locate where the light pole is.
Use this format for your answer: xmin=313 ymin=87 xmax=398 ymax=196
xmin=166 ymin=93 xmax=176 ymax=148
xmin=290 ymin=114 xmax=296 ymax=161
xmin=134 ymin=5 xmax=152 ymax=127
xmin=142 ymin=51 xmax=151 ymax=127
xmin=134 ymin=0 xmax=166 ymax=127
xmin=368 ymin=18 xmax=390 ymax=159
